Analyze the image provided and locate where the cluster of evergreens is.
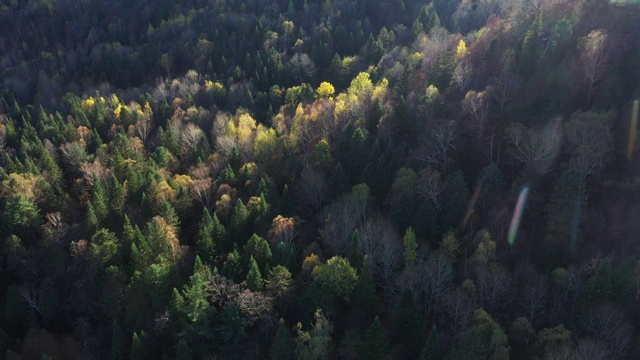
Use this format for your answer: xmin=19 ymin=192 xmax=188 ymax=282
xmin=1 ymin=0 xmax=640 ymax=358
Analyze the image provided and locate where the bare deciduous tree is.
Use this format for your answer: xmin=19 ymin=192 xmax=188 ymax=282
xmin=416 ymin=123 xmax=458 ymax=174
xmin=296 ymin=167 xmax=328 ymax=215
xmin=444 ymin=287 xmax=476 ymax=332
xmin=564 ymin=111 xmax=612 ymax=179
xmin=416 ymin=167 xmax=444 ymax=211
xmin=579 ymin=303 xmax=632 ymax=359
xmin=453 ymin=62 xmax=473 ymax=93
xmin=420 ymin=253 xmax=454 ymax=316
xmin=190 ymin=178 xmax=214 ymax=209
xmin=506 ymin=121 xmax=562 ymax=175
xmin=462 ymin=89 xmax=491 ymax=139
xmin=580 ymin=29 xmax=609 ymax=105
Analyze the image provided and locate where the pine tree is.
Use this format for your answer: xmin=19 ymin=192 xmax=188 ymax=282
xmin=420 ymin=325 xmax=443 ymax=360
xmin=350 ymin=255 xmax=378 ymax=326
xmin=223 ymin=246 xmax=243 ymax=282
xmin=110 ymin=320 xmax=127 ymax=360
xmin=129 ymin=331 xmax=145 ymax=360
xmin=270 ymin=319 xmax=295 ymax=360
xmin=360 ymin=316 xmax=390 ymax=360
xmin=110 ymin=175 xmax=126 ymax=220
xmin=217 ymin=304 xmax=247 ymax=357
xmin=392 ymin=288 xmax=423 ymax=357
xmin=230 ymin=199 xmax=250 ymax=241
xmin=197 ymin=209 xmax=216 ymax=264
xmin=246 ymin=256 xmax=264 ymax=291
xmin=347 ymin=229 xmax=363 ymax=271
xmin=244 ymin=233 xmax=272 ymax=269
xmin=93 ymin=179 xmax=109 ymax=223
xmin=87 ymin=201 xmax=99 ymax=233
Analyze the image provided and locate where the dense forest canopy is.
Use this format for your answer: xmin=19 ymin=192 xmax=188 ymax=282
xmin=1 ymin=0 xmax=640 ymax=358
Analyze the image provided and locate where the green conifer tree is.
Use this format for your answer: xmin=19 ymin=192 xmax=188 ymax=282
xmin=246 ymin=256 xmax=265 ymax=291
xmin=361 ymin=316 xmax=390 ymax=360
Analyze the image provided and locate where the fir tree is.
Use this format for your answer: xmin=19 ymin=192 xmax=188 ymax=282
xmin=110 ymin=320 xmax=127 ymax=360
xmin=223 ymin=246 xmax=243 ymax=282
xmin=129 ymin=331 xmax=145 ymax=360
xmin=270 ymin=319 xmax=295 ymax=360
xmin=197 ymin=208 xmax=216 ymax=265
xmin=361 ymin=316 xmax=390 ymax=360
xmin=392 ymin=288 xmax=424 ymax=357
xmin=420 ymin=325 xmax=443 ymax=360
xmin=246 ymin=256 xmax=264 ymax=291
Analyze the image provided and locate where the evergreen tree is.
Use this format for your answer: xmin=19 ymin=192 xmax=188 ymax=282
xmin=350 ymin=255 xmax=378 ymax=326
xmin=246 ymin=256 xmax=264 ymax=291
xmin=244 ymin=233 xmax=272 ymax=269
xmin=391 ymin=288 xmax=424 ymax=357
xmin=110 ymin=175 xmax=126 ymax=219
xmin=270 ymin=319 xmax=295 ymax=360
xmin=360 ymin=316 xmax=390 ymax=360
xmin=223 ymin=246 xmax=243 ymax=282
xmin=347 ymin=229 xmax=363 ymax=271
xmin=86 ymin=201 xmax=99 ymax=233
xmin=110 ymin=320 xmax=127 ymax=360
xmin=197 ymin=208 xmax=217 ymax=265
xmin=129 ymin=331 xmax=145 ymax=360
xmin=217 ymin=304 xmax=247 ymax=358
xmin=93 ymin=178 xmax=109 ymax=223
xmin=421 ymin=325 xmax=443 ymax=360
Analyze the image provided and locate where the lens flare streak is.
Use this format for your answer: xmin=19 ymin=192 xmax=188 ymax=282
xmin=508 ymin=186 xmax=529 ymax=246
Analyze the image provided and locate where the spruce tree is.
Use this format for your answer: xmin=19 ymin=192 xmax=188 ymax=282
xmin=270 ymin=319 xmax=295 ymax=360
xmin=350 ymin=255 xmax=378 ymax=326
xmin=360 ymin=316 xmax=390 ymax=360
xmin=110 ymin=320 xmax=127 ymax=360
xmin=129 ymin=331 xmax=145 ymax=360
xmin=392 ymin=288 xmax=424 ymax=358
xmin=246 ymin=256 xmax=264 ymax=291
xmin=93 ymin=178 xmax=109 ymax=223
xmin=223 ymin=246 xmax=243 ymax=282
xmin=420 ymin=325 xmax=443 ymax=360
xmin=197 ymin=208 xmax=216 ymax=265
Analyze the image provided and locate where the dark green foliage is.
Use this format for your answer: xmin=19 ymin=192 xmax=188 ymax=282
xmin=217 ymin=304 xmax=247 ymax=358
xmin=270 ymin=319 xmax=295 ymax=360
xmin=391 ymin=289 xmax=423 ymax=357
xmin=110 ymin=321 xmax=127 ymax=360
xmin=421 ymin=326 xmax=443 ymax=360
xmin=129 ymin=331 xmax=145 ymax=360
xmin=246 ymin=256 xmax=264 ymax=291
xmin=244 ymin=233 xmax=272 ymax=269
xmin=350 ymin=256 xmax=378 ymax=326
xmin=4 ymin=194 xmax=41 ymax=238
xmin=197 ymin=209 xmax=217 ymax=265
xmin=223 ymin=247 xmax=243 ymax=282
xmin=442 ymin=170 xmax=470 ymax=230
xmin=361 ymin=316 xmax=389 ymax=360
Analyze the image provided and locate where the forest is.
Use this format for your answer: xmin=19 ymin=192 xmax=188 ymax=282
xmin=1 ymin=0 xmax=640 ymax=358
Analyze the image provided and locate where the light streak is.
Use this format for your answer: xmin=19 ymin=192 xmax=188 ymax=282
xmin=508 ymin=186 xmax=529 ymax=246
